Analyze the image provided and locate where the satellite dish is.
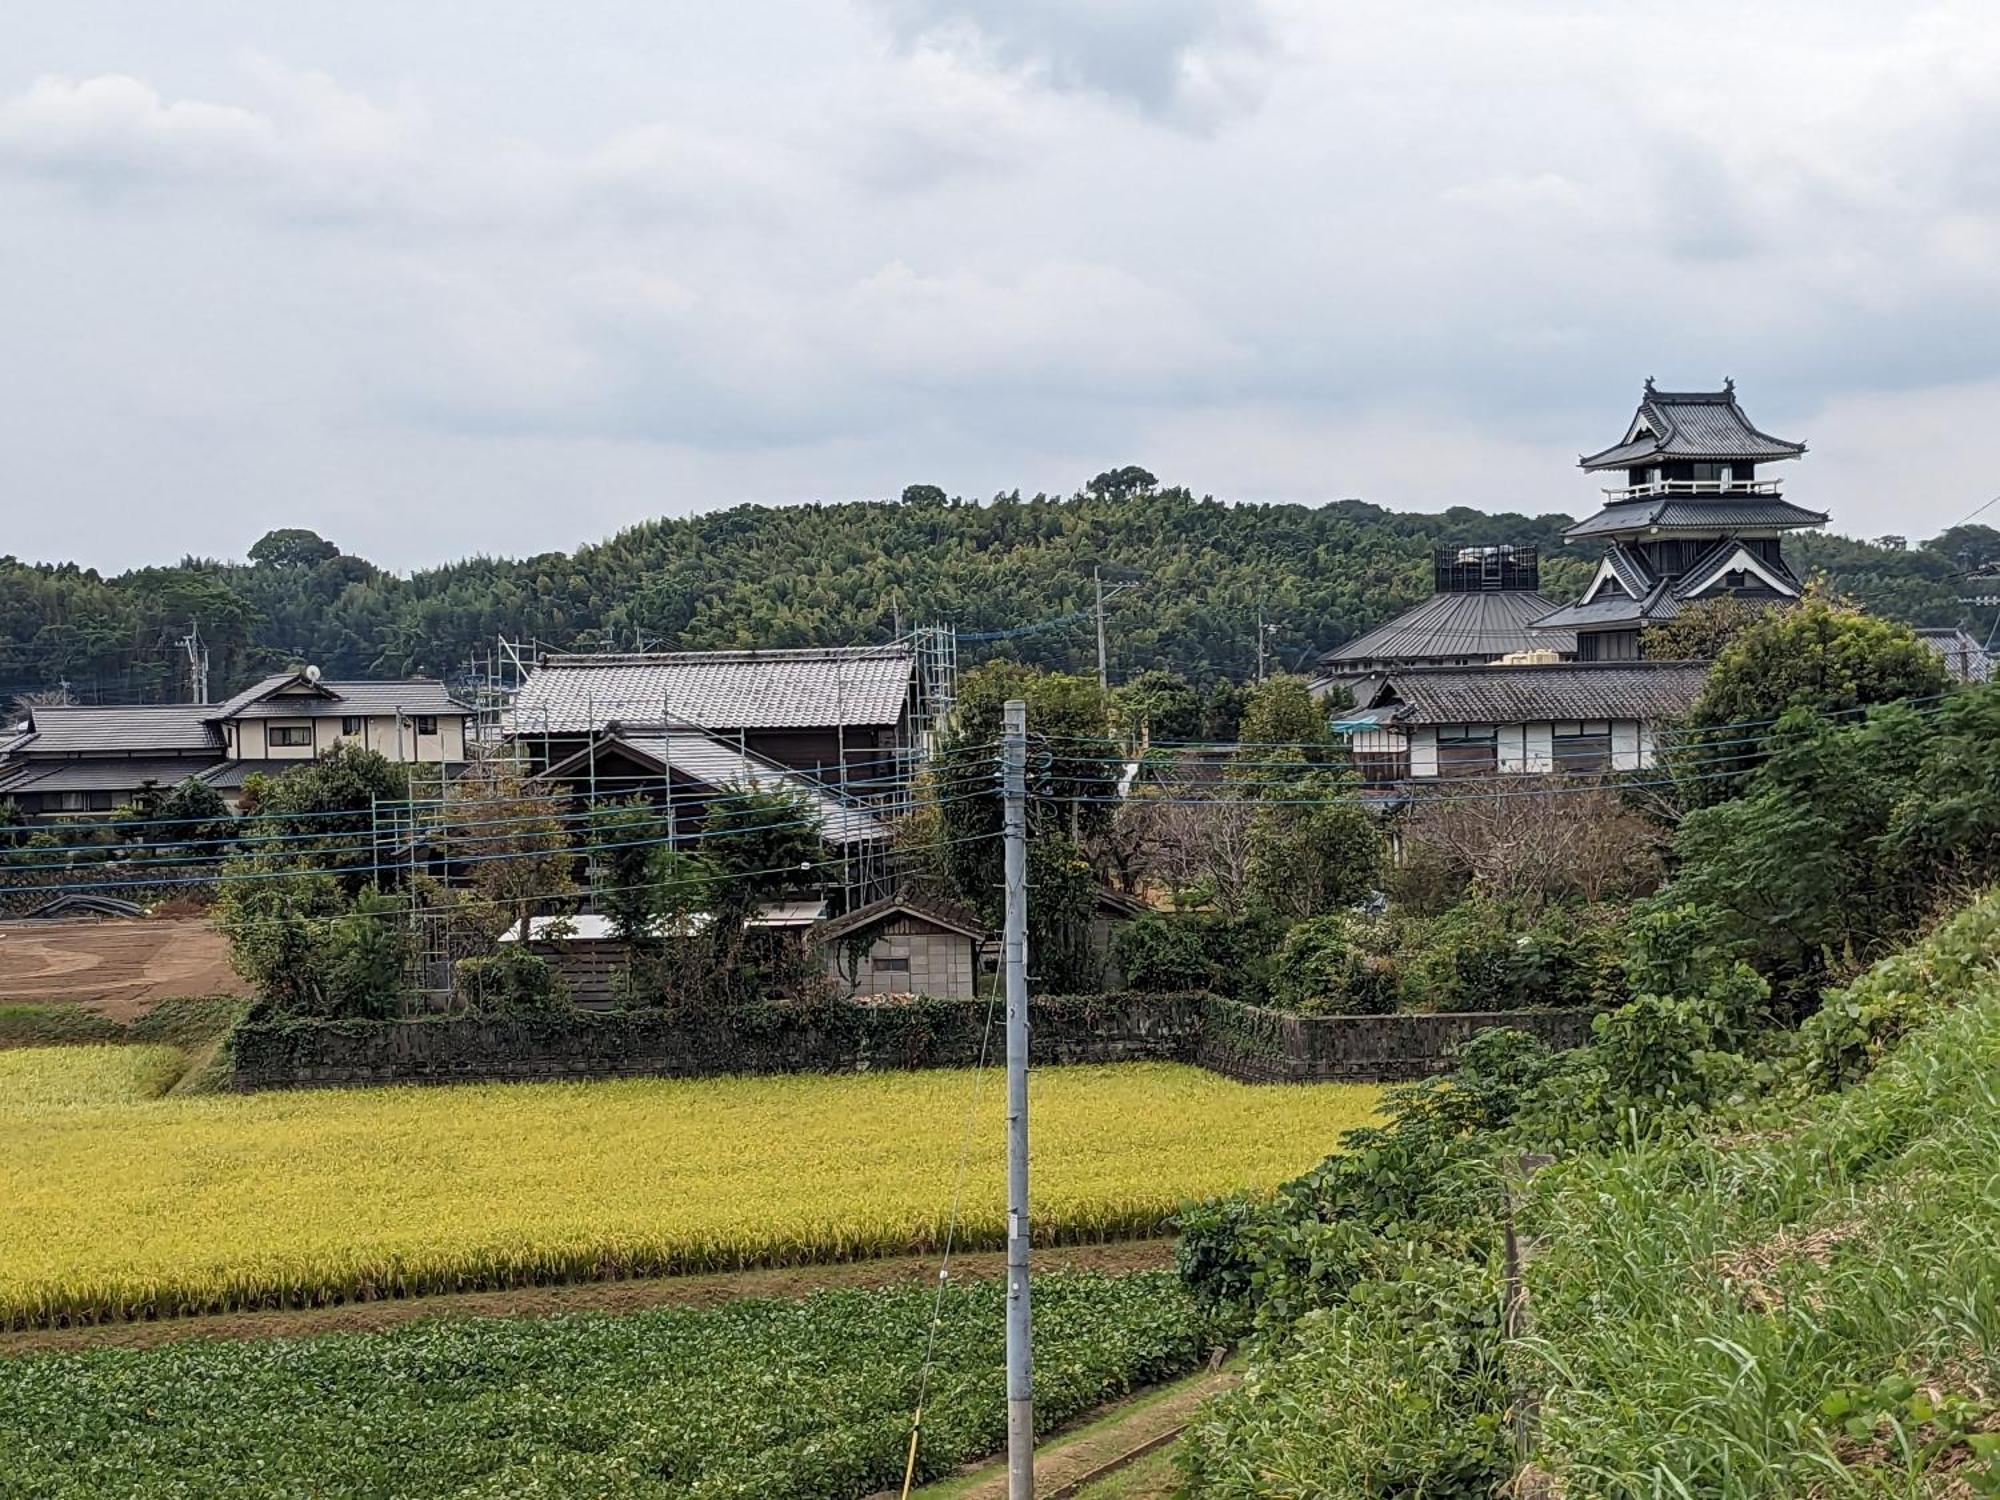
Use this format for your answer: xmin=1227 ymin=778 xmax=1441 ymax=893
xmin=304 ymin=665 xmax=322 ymax=683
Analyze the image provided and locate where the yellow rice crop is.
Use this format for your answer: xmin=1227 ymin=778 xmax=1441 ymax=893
xmin=0 ymin=1044 xmax=187 ymax=1113
xmin=0 ymin=1051 xmax=1376 ymax=1329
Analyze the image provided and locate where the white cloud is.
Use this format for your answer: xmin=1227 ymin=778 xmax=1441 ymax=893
xmin=2 ymin=0 xmax=2000 ymax=571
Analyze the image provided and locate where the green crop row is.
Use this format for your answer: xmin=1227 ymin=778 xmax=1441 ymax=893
xmin=0 ymin=1270 xmax=1215 ymax=1499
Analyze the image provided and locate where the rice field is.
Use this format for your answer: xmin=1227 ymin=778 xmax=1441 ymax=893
xmin=0 ymin=1050 xmax=1377 ymax=1328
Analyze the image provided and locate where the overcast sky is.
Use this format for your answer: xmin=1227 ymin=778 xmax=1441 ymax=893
xmin=4 ymin=1 xmax=1997 ymax=572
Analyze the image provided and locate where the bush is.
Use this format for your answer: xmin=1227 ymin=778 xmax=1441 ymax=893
xmin=455 ymin=949 xmax=568 ymax=1017
xmin=1113 ymin=914 xmax=1213 ymax=992
xmin=1403 ymin=897 xmax=1624 ymax=1012
xmin=1271 ymin=915 xmax=1398 ymax=1016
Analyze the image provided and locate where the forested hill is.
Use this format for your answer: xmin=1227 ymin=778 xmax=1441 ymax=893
xmin=2 ymin=474 xmax=1990 ymax=705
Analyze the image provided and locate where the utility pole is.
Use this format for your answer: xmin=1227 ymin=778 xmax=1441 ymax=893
xmin=1094 ymin=568 xmax=1109 ymax=694
xmin=1001 ymin=699 xmax=1034 ymax=1500
xmin=1255 ymin=604 xmax=1267 ymax=683
xmin=177 ymin=620 xmax=210 ymax=705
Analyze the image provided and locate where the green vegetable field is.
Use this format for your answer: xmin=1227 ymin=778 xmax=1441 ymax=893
xmin=0 ymin=1271 xmax=1213 ymax=1499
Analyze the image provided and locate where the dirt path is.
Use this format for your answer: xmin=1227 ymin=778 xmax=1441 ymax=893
xmin=0 ymin=1240 xmax=1174 ymax=1356
xmin=908 ymin=1358 xmax=1237 ymax=1500
xmin=0 ymin=917 xmax=248 ymax=1019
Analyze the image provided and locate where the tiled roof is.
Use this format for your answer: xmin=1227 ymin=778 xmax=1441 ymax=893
xmin=811 ymin=893 xmax=990 ymax=945
xmin=0 ymin=756 xmax=227 ymax=794
xmin=1565 ymin=497 xmax=1828 ymax=539
xmin=1580 ymin=382 xmax=1807 ymax=471
xmin=1363 ymin=661 xmax=1710 ymax=725
xmin=509 ymin=646 xmax=915 ymax=735
xmin=227 ymin=681 xmax=460 ymax=718
xmin=208 ymin=674 xmax=305 ymax=721
xmin=538 ymin=728 xmax=889 ymax=846
xmin=1319 ymin=589 xmax=1576 ymax=668
xmin=1917 ymin=628 xmax=1993 ymax=684
xmin=20 ymin=705 xmax=220 ymax=754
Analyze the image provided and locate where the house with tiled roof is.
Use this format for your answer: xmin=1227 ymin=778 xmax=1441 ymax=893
xmin=0 ymin=670 xmax=466 ymax=820
xmin=505 ymin=644 xmax=923 ymax=792
xmin=1336 ymin=661 xmax=1710 ymax=782
xmin=1531 ymin=380 xmax=1825 ymax=659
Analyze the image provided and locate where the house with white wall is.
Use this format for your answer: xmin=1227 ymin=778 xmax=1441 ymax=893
xmin=0 ymin=670 xmax=466 ymax=819
xmin=1336 ymin=661 xmax=1709 ymax=783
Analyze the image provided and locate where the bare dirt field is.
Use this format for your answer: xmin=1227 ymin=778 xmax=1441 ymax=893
xmin=0 ymin=917 xmax=249 ymax=1020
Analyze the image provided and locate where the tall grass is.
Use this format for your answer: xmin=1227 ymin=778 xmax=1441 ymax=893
xmin=1524 ymin=991 xmax=2000 ymax=1496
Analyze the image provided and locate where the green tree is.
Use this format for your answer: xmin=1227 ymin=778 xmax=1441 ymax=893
xmin=1234 ymin=675 xmax=1334 ymax=761
xmin=248 ymin=743 xmax=411 ymax=890
xmin=154 ymin=776 xmax=233 ymax=862
xmin=1244 ymin=771 xmax=1385 ymax=922
xmin=1111 ymin=669 xmax=1204 ymax=746
xmin=446 ymin=760 xmax=576 ymax=941
xmin=1678 ymin=590 xmax=1950 ymax=805
xmin=248 ymin=529 xmax=342 ymax=570
xmin=1640 ymin=595 xmax=1780 ymax=661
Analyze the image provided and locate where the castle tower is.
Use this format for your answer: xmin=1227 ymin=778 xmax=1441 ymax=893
xmin=1532 ymin=380 xmax=1826 ymax=660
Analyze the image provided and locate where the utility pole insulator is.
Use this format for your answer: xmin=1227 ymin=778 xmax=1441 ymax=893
xmin=1000 ymin=698 xmax=1034 ymax=1500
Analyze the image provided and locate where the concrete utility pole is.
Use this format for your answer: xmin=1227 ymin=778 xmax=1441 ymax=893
xmin=1000 ymin=698 xmax=1034 ymax=1500
xmin=1094 ymin=568 xmax=1109 ymax=694
xmin=1255 ymin=604 xmax=1268 ymax=683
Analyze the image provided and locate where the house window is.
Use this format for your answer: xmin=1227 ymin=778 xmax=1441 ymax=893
xmin=873 ymin=956 xmax=910 ymax=979
xmin=1553 ymin=722 xmax=1612 ymax=773
xmin=1722 ymin=569 xmax=1748 ymax=590
xmin=1435 ymin=726 xmax=1498 ymax=779
xmin=87 ymin=791 xmax=118 ymax=812
xmin=269 ymin=725 xmax=313 ymax=747
xmin=413 ymin=716 xmax=438 ymax=737
xmin=1352 ymin=748 xmax=1411 ymax=785
xmin=341 ymin=716 xmax=363 ymax=736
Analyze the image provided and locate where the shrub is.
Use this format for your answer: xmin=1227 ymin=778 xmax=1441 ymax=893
xmin=455 ymin=949 xmax=568 ymax=1017
xmin=1272 ymin=914 xmax=1398 ymax=1015
xmin=1113 ymin=914 xmax=1213 ymax=992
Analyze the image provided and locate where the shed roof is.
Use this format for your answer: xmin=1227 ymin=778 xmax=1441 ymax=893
xmin=0 ymin=756 xmax=227 ymax=795
xmin=1580 ymin=382 xmax=1807 ymax=471
xmin=1360 ymin=661 xmax=1710 ymax=725
xmin=508 ymin=645 xmax=915 ymax=736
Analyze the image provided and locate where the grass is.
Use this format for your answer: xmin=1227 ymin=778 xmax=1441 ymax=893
xmin=0 ymin=1269 xmax=1214 ymax=1499
xmin=0 ymin=995 xmax=243 ymax=1094
xmin=1524 ymin=971 xmax=2000 ymax=1495
xmin=0 ymin=1058 xmax=1377 ymax=1329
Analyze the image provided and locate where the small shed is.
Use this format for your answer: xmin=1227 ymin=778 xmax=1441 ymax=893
xmin=812 ymin=896 xmax=990 ymax=1000
xmin=498 ymin=902 xmax=830 ymax=1006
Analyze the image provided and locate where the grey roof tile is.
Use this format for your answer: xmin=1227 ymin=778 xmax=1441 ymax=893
xmin=227 ymin=681 xmax=460 ymax=718
xmin=1319 ymin=590 xmax=1575 ymax=668
xmin=0 ymin=757 xmax=226 ymax=794
xmin=1565 ymin=497 xmax=1828 ymax=539
xmin=21 ymin=705 xmax=220 ymax=753
xmin=509 ymin=646 xmax=915 ymax=735
xmin=1580 ymin=383 xmax=1807 ymax=470
xmin=1916 ymin=628 xmax=1993 ymax=683
xmin=1364 ymin=661 xmax=1710 ymax=725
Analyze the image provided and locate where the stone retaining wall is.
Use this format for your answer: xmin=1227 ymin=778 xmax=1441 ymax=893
xmin=230 ymin=993 xmax=1597 ymax=1091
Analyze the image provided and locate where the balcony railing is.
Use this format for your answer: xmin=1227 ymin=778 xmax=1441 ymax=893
xmin=1603 ymin=479 xmax=1785 ymax=500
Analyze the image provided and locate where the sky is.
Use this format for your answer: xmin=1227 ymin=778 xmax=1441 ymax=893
xmin=3 ymin=0 xmax=1998 ymax=572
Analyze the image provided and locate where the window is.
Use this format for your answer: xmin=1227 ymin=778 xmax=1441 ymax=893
xmin=874 ymin=957 xmax=910 ymax=975
xmin=341 ymin=716 xmax=363 ymax=736
xmin=269 ymin=724 xmax=312 ymax=747
xmin=413 ymin=716 xmax=438 ymax=736
xmin=87 ymin=791 xmax=118 ymax=812
xmin=1691 ymin=463 xmax=1735 ymax=483
xmin=1722 ymin=569 xmax=1749 ymax=590
xmin=1352 ymin=748 xmax=1411 ymax=786
xmin=1553 ymin=721 xmax=1612 ymax=774
xmin=1435 ymin=726 xmax=1497 ymax=779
